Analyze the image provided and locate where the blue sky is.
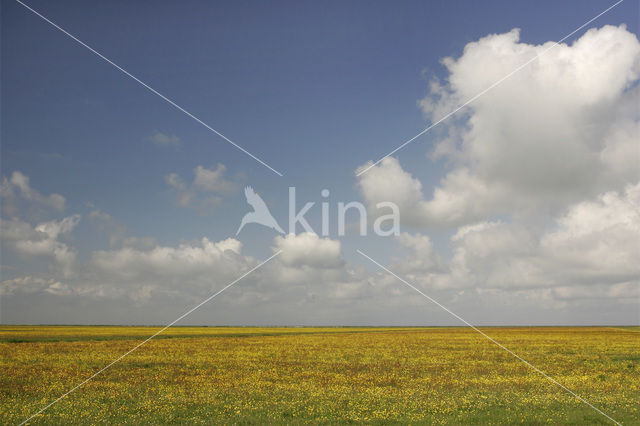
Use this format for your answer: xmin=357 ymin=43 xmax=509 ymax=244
xmin=1 ymin=0 xmax=639 ymax=325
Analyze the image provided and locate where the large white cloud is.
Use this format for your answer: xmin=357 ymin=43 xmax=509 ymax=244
xmin=359 ymin=25 xmax=640 ymax=227
xmin=393 ymin=183 xmax=640 ymax=299
xmin=356 ymin=26 xmax=640 ymax=311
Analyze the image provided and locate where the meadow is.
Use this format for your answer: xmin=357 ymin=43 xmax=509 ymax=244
xmin=0 ymin=326 xmax=638 ymax=424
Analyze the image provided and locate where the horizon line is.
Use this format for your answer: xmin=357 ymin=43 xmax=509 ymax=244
xmin=2 ymin=324 xmax=638 ymax=328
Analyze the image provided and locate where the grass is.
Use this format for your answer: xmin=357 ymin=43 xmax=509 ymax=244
xmin=0 ymin=326 xmax=638 ymax=424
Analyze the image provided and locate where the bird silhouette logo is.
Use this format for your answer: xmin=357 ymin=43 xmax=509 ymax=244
xmin=236 ymin=186 xmax=285 ymax=235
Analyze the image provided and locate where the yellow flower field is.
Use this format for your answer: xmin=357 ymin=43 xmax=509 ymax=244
xmin=1 ymin=326 xmax=638 ymax=424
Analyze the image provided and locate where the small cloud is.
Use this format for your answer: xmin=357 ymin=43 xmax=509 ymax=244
xmin=38 ymin=152 xmax=65 ymax=161
xmin=146 ymin=131 xmax=181 ymax=148
xmin=165 ymin=164 xmax=239 ymax=214
xmin=86 ymin=202 xmax=113 ymax=223
xmin=193 ymin=164 xmax=237 ymax=194
xmin=0 ymin=171 xmax=66 ymax=217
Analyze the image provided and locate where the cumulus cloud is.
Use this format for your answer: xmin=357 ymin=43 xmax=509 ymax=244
xmin=193 ymin=164 xmax=237 ymax=193
xmin=0 ymin=276 xmax=70 ymax=296
xmin=2 ymin=237 xmax=252 ymax=308
xmin=393 ymin=183 xmax=640 ymax=299
xmin=3 ymin=212 xmax=636 ymax=323
xmin=3 ymin=236 xmax=251 ymax=306
xmin=164 ymin=173 xmax=196 ymax=207
xmin=0 ymin=177 xmax=413 ymax=321
xmin=357 ymin=157 xmax=504 ymax=227
xmin=0 ymin=171 xmax=65 ymax=216
xmin=389 ymin=232 xmax=446 ymax=281
xmin=165 ymin=163 xmax=238 ymax=212
xmin=265 ymin=233 xmax=372 ymax=304
xmin=86 ymin=233 xmax=364 ymax=305
xmin=540 ymin=182 xmax=640 ymax=284
xmin=359 ymin=25 xmax=640 ymax=227
xmin=5 ymin=231 xmax=372 ymax=314
xmin=1 ymin=215 xmax=81 ymax=277
xmin=356 ymin=25 xmax=640 ymax=313
xmin=274 ymin=232 xmax=343 ymax=269
xmin=92 ymin=237 xmax=245 ymax=283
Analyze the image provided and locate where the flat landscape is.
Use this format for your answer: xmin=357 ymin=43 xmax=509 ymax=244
xmin=1 ymin=326 xmax=638 ymax=424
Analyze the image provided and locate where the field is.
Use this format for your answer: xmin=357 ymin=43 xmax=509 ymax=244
xmin=1 ymin=326 xmax=638 ymax=424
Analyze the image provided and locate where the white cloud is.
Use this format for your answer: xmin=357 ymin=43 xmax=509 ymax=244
xmin=359 ymin=25 xmax=640 ymax=227
xmin=357 ymin=157 xmax=505 ymax=227
xmin=147 ymin=131 xmax=181 ymax=148
xmin=1 ymin=215 xmax=80 ymax=277
xmin=193 ymin=164 xmax=236 ymax=193
xmin=390 ymin=232 xmax=445 ymax=278
xmin=551 ymin=282 xmax=639 ymax=301
xmin=0 ymin=172 xmax=79 ymax=278
xmin=265 ymin=233 xmax=373 ymax=304
xmin=540 ymin=182 xmax=640 ymax=284
xmin=0 ymin=276 xmax=70 ymax=296
xmin=393 ymin=183 xmax=640 ymax=299
xmin=2 ymin=232 xmax=361 ymax=310
xmin=92 ymin=237 xmax=244 ymax=281
xmin=355 ymin=26 xmax=639 ymax=312
xmin=165 ymin=163 xmax=238 ymax=212
xmin=274 ymin=232 xmax=343 ymax=269
xmin=3 ymin=210 xmax=636 ymax=323
xmin=165 ymin=173 xmax=197 ymax=208
xmin=0 ymin=171 xmax=65 ymax=216
xmin=0 ymin=178 xmax=391 ymax=317
xmin=82 ymin=233 xmax=368 ymax=306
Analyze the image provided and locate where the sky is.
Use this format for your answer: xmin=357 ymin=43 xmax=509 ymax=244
xmin=1 ymin=0 xmax=639 ymax=325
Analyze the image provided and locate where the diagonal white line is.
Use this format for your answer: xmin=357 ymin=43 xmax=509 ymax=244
xmin=356 ymin=0 xmax=625 ymax=176
xmin=356 ymin=249 xmax=621 ymax=425
xmin=14 ymin=0 xmax=284 ymax=177
xmin=19 ymin=250 xmax=282 ymax=426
